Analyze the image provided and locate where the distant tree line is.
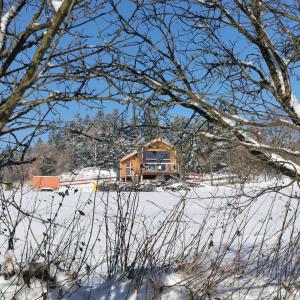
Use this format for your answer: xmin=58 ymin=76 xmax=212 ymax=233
xmin=4 ymin=107 xmax=296 ymax=183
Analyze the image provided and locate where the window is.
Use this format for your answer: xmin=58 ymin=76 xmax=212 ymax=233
xmin=126 ymin=162 xmax=132 ymax=175
xmin=144 ymin=151 xmax=171 ymax=164
xmin=144 ymin=151 xmax=172 ymax=171
xmin=144 ymin=151 xmax=170 ymax=160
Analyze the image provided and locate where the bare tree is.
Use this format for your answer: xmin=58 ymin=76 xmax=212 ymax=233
xmin=1 ymin=1 xmax=299 ymax=178
xmin=2 ymin=1 xmax=300 ymax=298
xmin=0 ymin=0 xmax=127 ymax=171
xmin=101 ymin=0 xmax=300 ymax=180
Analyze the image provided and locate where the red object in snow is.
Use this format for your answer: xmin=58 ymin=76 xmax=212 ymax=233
xmin=32 ymin=176 xmax=60 ymax=189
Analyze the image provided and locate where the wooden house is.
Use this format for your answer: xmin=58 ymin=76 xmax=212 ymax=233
xmin=119 ymin=138 xmax=180 ymax=181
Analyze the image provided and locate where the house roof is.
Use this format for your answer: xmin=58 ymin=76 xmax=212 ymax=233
xmin=142 ymin=138 xmax=174 ymax=149
xmin=120 ymin=138 xmax=174 ymax=163
xmin=120 ymin=150 xmax=138 ymax=162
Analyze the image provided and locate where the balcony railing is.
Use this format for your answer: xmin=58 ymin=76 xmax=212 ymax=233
xmin=143 ymin=163 xmax=178 ymax=172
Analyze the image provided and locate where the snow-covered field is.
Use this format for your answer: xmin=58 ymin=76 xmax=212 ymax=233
xmin=1 ymin=179 xmax=300 ymax=299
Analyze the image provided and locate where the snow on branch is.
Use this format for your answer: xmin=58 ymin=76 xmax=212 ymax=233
xmin=200 ymin=129 xmax=300 ymax=179
xmin=50 ymin=0 xmax=63 ymax=12
xmin=0 ymin=5 xmax=17 ymax=49
xmin=267 ymin=49 xmax=286 ymax=95
xmin=186 ymin=97 xmax=300 ymax=179
xmin=269 ymin=153 xmax=300 ymax=175
xmin=290 ymin=93 xmax=300 ymax=119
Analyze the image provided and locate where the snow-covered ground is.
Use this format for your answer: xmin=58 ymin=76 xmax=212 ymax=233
xmin=60 ymin=167 xmax=117 ymax=181
xmin=1 ymin=178 xmax=300 ymax=299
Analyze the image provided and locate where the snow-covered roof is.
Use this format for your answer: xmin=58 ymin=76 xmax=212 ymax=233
xmin=120 ymin=151 xmax=138 ymax=162
xmin=142 ymin=138 xmax=174 ymax=149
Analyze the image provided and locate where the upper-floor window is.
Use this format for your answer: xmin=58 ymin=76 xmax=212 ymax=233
xmin=144 ymin=151 xmax=171 ymax=164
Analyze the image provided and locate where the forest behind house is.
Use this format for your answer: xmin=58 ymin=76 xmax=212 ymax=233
xmin=4 ymin=108 xmax=298 ymax=183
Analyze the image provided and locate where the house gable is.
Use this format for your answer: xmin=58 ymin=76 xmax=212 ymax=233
xmin=142 ymin=138 xmax=174 ymax=151
xmin=119 ymin=138 xmax=179 ymax=180
xmin=120 ymin=151 xmax=138 ymax=162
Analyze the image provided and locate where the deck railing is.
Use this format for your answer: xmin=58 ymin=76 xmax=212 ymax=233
xmin=143 ymin=163 xmax=178 ymax=172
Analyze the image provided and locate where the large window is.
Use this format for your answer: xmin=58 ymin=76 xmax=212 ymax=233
xmin=144 ymin=151 xmax=170 ymax=160
xmin=144 ymin=151 xmax=172 ymax=171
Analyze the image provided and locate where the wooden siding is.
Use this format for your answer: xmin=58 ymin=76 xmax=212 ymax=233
xmin=119 ymin=154 xmax=140 ymax=178
xmin=145 ymin=140 xmax=176 ymax=163
xmin=119 ymin=139 xmax=179 ymax=180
